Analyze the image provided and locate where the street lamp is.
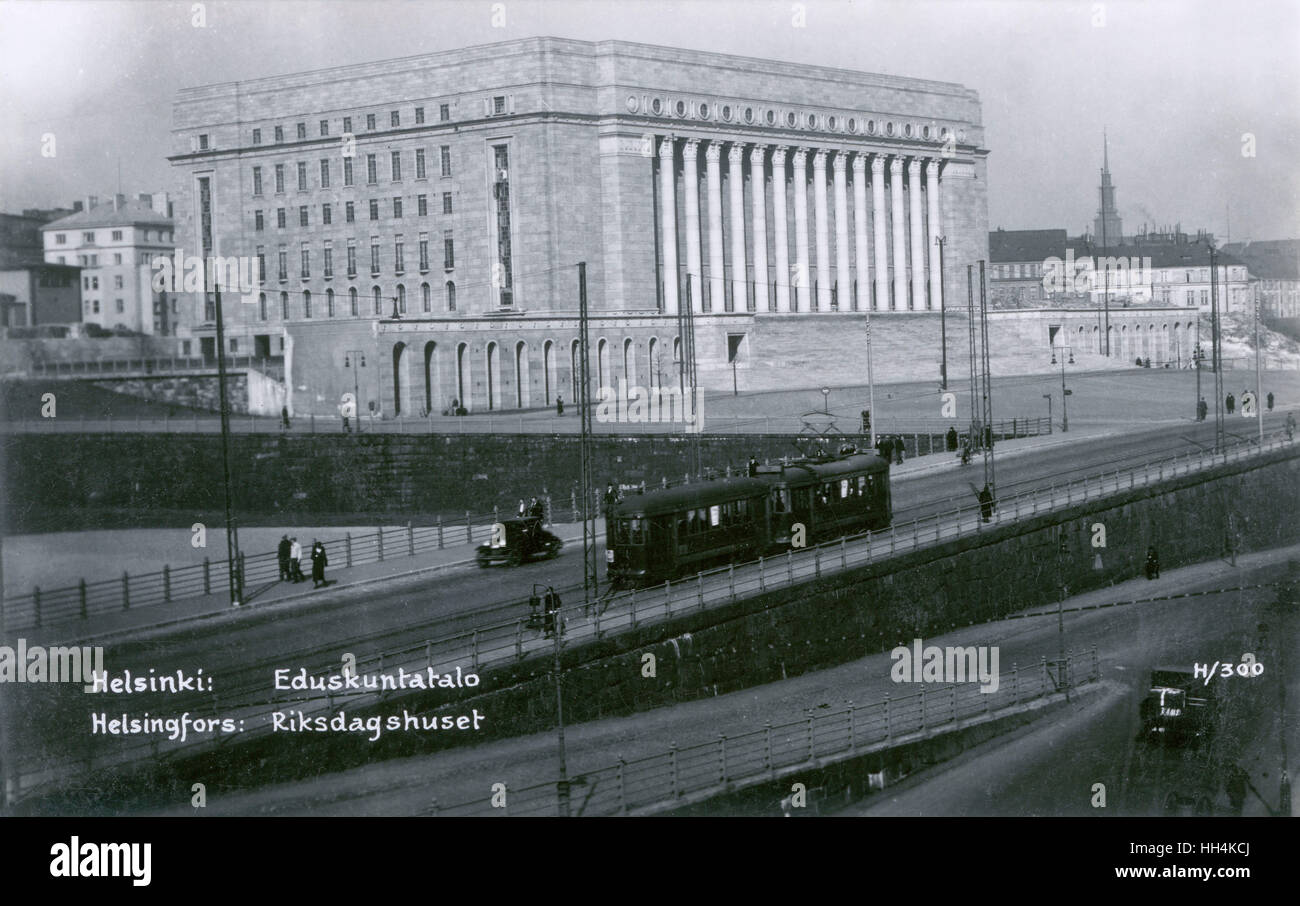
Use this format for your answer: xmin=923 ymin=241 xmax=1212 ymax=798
xmin=1050 ymin=345 xmax=1074 ymax=432
xmin=530 ymin=583 xmax=569 ymax=817
xmin=344 ymin=349 xmax=366 ymax=433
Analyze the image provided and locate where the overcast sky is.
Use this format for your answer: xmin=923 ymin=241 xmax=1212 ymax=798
xmin=2 ymin=0 xmax=1297 ymax=240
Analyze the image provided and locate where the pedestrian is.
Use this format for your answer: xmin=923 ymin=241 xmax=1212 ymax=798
xmin=1197 ymin=397 xmax=1208 ymax=422
xmin=556 ymin=395 xmax=564 ymax=416
xmin=1286 ymin=412 xmax=1296 ymax=440
xmin=604 ymin=483 xmax=619 ymax=515
xmin=1145 ymin=545 xmax=1160 ymax=580
xmin=978 ymin=484 xmax=994 ymax=523
xmin=1267 ymin=391 xmax=1274 ymax=412
xmin=289 ymin=537 xmax=305 ymax=582
xmin=748 ymin=455 xmax=759 ymax=477
xmin=517 ymin=498 xmax=527 ymax=518
xmin=529 ymin=496 xmax=545 ymax=520
xmin=893 ymin=435 xmax=904 ymax=465
xmin=277 ymin=534 xmax=291 ymax=581
xmin=310 ymin=539 xmax=328 ymax=588
xmin=1226 ymin=393 xmax=1235 ymax=415
xmin=342 ymin=414 xmax=351 ymax=433
xmin=281 ymin=405 xmax=291 ymax=430
xmin=946 ymin=426 xmax=958 ymax=452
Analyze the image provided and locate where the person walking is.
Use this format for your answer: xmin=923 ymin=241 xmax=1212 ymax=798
xmin=289 ymin=537 xmax=305 ymax=583
xmin=1226 ymin=393 xmax=1235 ymax=415
xmin=893 ymin=435 xmax=904 ymax=465
xmin=978 ymin=484 xmax=994 ymax=523
xmin=946 ymin=426 xmax=958 ymax=452
xmin=748 ymin=455 xmax=759 ymax=477
xmin=517 ymin=499 xmax=527 ymax=518
xmin=1267 ymin=391 xmax=1274 ymax=412
xmin=281 ymin=405 xmax=291 ymax=430
xmin=310 ymin=539 xmax=328 ymax=588
xmin=1197 ymin=397 xmax=1208 ymax=422
xmin=556 ymin=395 xmax=564 ymax=416
xmin=1144 ymin=545 xmax=1160 ymax=580
xmin=1286 ymin=412 xmax=1296 ymax=440
xmin=529 ymin=496 xmax=545 ymax=520
xmin=277 ymin=535 xmax=292 ymax=581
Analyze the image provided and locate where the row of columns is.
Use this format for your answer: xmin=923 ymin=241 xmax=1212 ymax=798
xmin=658 ymin=136 xmax=945 ymax=316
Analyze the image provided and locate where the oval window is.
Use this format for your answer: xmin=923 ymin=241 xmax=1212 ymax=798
xmin=827 ymin=115 xmax=837 ymax=131
xmin=651 ymin=97 xmax=663 ymax=115
xmin=675 ymin=99 xmax=686 ymax=116
xmin=626 ymin=95 xmax=639 ymax=113
xmin=766 ymin=109 xmax=777 ymax=125
xmin=847 ymin=118 xmax=857 ymax=133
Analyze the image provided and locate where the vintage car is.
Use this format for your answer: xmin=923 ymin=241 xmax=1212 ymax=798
xmin=1138 ymin=665 xmax=1218 ymax=744
xmin=475 ymin=517 xmax=563 ymax=568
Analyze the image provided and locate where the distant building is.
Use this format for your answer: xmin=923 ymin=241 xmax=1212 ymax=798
xmin=0 ymin=208 xmax=74 ymax=268
xmin=0 ymin=263 xmax=82 ymax=328
xmin=41 ymin=194 xmax=177 ymax=334
xmin=1093 ymin=133 xmax=1123 ymax=246
xmin=1221 ymin=239 xmax=1300 ymax=318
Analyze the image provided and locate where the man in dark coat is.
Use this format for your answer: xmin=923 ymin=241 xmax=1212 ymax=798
xmin=277 ymin=535 xmax=292 ymax=581
xmin=1145 ymin=545 xmax=1160 ymax=580
xmin=877 ymin=435 xmax=892 ymax=462
xmin=893 ymin=436 xmax=904 ymax=465
xmin=310 ymin=539 xmax=328 ymax=588
xmin=1197 ymin=397 xmax=1208 ymax=422
xmin=281 ymin=405 xmax=291 ymax=430
xmin=747 ymin=456 xmax=759 ymax=477
xmin=556 ymin=396 xmax=564 ymax=416
xmin=1226 ymin=393 xmax=1235 ymax=414
xmin=978 ymin=484 xmax=994 ymax=523
xmin=529 ymin=496 xmax=545 ymax=520
xmin=946 ymin=426 xmax=959 ymax=451
xmin=1266 ymin=391 xmax=1274 ymax=411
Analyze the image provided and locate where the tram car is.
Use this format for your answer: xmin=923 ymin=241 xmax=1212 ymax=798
xmin=606 ymin=449 xmax=891 ymax=586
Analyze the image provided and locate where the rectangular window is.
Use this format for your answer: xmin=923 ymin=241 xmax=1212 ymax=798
xmin=274 ymin=125 xmax=284 ymax=143
xmin=83 ymin=231 xmax=95 ymax=244
xmin=296 ymin=206 xmax=308 ymax=227
xmin=417 ymin=195 xmax=427 ymax=216
xmin=390 ymin=110 xmax=400 ymax=127
xmin=297 ymin=161 xmax=307 ymax=191
xmin=366 ymin=154 xmax=377 ymax=184
xmin=278 ymin=249 xmax=288 ymax=281
xmin=342 ymin=116 xmax=352 ymax=134
xmin=301 ymin=246 xmax=310 ymax=278
xmin=439 ymin=103 xmax=450 ymax=121
xmin=392 ymin=197 xmax=403 ymax=218
xmin=275 ymin=164 xmax=285 ymax=194
xmin=111 ymin=230 xmax=123 ymax=241
xmin=252 ymin=128 xmax=262 ymax=145
xmin=323 ymin=243 xmax=333 ymax=277
xmin=113 ymin=253 xmax=122 ymax=265
xmin=439 ymin=145 xmax=451 ymax=177
xmin=345 ymin=201 xmax=355 ymax=223
xmin=198 ymin=133 xmax=209 ymax=150
xmin=256 ymin=246 xmax=265 ymax=283
xmin=116 ymin=298 xmax=124 ymax=313
xmin=56 ymin=234 xmax=66 ymax=244
xmin=343 ymin=157 xmax=354 ymax=186
xmin=415 ymin=148 xmax=426 ymax=179
xmin=493 ymin=95 xmax=506 ymax=115
xmin=415 ymin=106 xmax=424 ymax=124
xmin=391 ymin=150 xmax=402 ymax=181
xmin=255 ymin=209 xmax=264 ymax=231
xmin=394 ymin=236 xmax=405 ymax=272
xmin=114 ymin=275 xmax=123 ymax=289
xmin=293 ymin=123 xmax=305 ymax=140
xmin=366 ymin=113 xmax=376 ymax=131
xmin=419 ymin=235 xmax=429 ymax=271
xmin=322 ymin=203 xmax=332 ymax=225
xmin=369 ymin=199 xmax=379 ymax=221
xmin=370 ymin=239 xmax=381 ymax=275
xmin=319 ymin=119 xmax=329 ymax=137
xmin=320 ymin=159 xmax=330 ymax=188
xmin=346 ymin=241 xmax=357 ymax=277
xmin=276 ymin=208 xmax=286 ymax=229
xmin=442 ymin=192 xmax=453 ymax=215
xmin=443 ymin=232 xmax=454 ymax=269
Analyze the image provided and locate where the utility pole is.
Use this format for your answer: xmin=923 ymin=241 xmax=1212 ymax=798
xmin=578 ymin=264 xmax=598 ymax=603
xmin=865 ymin=298 xmax=876 ymax=449
xmin=936 ymin=235 xmax=948 ymax=390
xmin=966 ymin=265 xmax=980 ymax=452
xmin=978 ymin=261 xmax=995 ymax=496
xmin=213 ymin=281 xmax=243 ymax=607
xmin=535 ymin=584 xmax=569 ymax=818
xmin=1209 ymin=243 xmax=1225 ymax=454
xmin=1254 ymin=282 xmax=1264 ymax=445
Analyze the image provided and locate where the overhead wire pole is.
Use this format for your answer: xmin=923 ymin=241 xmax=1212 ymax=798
xmin=1254 ymin=279 xmax=1264 ymax=446
xmin=936 ymin=235 xmax=947 ymax=390
xmin=213 ymin=280 xmax=243 ymax=607
xmin=979 ymin=260 xmax=996 ymax=496
xmin=681 ymin=278 xmax=701 ymax=477
xmin=966 ymin=264 xmax=979 ymax=452
xmin=1209 ymin=243 xmax=1225 ymax=454
xmin=578 ymin=262 xmax=598 ymax=605
xmin=865 ymin=292 xmax=876 ymax=449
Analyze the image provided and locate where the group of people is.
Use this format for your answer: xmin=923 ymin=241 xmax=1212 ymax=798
xmin=1210 ymin=390 xmax=1276 ymax=418
xmin=278 ymin=535 xmax=329 ymax=588
xmin=875 ymin=434 xmax=906 ymax=465
xmin=516 ymin=497 xmax=547 ymax=520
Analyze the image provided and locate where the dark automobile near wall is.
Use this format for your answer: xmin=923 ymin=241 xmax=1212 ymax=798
xmin=475 ymin=517 xmax=563 ymax=568
xmin=1138 ymin=665 xmax=1219 ymax=743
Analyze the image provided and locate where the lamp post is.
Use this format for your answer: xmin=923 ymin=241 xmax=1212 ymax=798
xmin=1051 ymin=345 xmax=1074 ymax=432
xmin=1042 ymin=393 xmax=1053 ymax=434
xmin=1185 ymin=239 xmax=1225 ymax=452
xmin=531 ymin=584 xmax=569 ymax=817
xmin=935 ymin=235 xmax=948 ymax=390
xmin=344 ymin=349 xmax=366 ymax=433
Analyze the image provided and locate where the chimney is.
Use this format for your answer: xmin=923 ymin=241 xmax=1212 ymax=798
xmin=114 ymin=193 xmax=126 ymax=210
xmin=72 ymin=201 xmax=83 ymax=213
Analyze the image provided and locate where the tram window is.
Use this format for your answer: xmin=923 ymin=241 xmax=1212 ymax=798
xmin=709 ymin=505 xmax=721 ymax=527
xmin=615 ymin=521 xmax=629 ymax=544
xmin=628 ymin=517 xmax=644 ymax=544
xmin=772 ymin=489 xmax=790 ymax=513
xmin=840 ymin=479 xmax=849 ymax=498
xmin=858 ymin=476 xmax=867 ymax=494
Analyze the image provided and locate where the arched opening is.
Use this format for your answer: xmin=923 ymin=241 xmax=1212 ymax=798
xmin=543 ymin=339 xmax=555 ymax=405
xmin=486 ymin=341 xmax=499 ymax=410
xmin=421 ymin=282 xmax=431 ymax=313
xmin=423 ymin=341 xmax=438 ymax=415
xmin=392 ymin=341 xmax=408 ymax=416
xmin=280 ymin=291 xmax=289 ymax=320
xmin=326 ymin=288 xmax=335 ymax=318
xmin=372 ymin=285 xmax=382 ymax=316
xmin=623 ymin=337 xmax=637 ymax=390
xmin=303 ymin=290 xmax=312 ymax=319
xmin=258 ymin=292 xmax=267 ymax=322
xmin=570 ymin=339 xmax=580 ymax=401
xmin=597 ymin=337 xmax=609 ymax=396
xmin=348 ymin=287 xmax=358 ymax=316
xmin=445 ymin=280 xmax=456 ymax=311
xmin=647 ymin=337 xmax=659 ymax=389
xmin=515 ymin=340 xmax=530 ymax=408
xmin=456 ymin=342 xmax=471 ymax=411
xmin=396 ymin=283 xmax=406 ymax=315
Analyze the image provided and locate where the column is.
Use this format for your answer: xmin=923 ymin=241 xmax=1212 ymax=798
xmin=926 ymin=160 xmax=943 ymax=313
xmin=682 ymin=140 xmax=703 ymax=313
xmin=771 ymin=147 xmax=790 ymax=313
xmin=890 ymin=156 xmax=907 ymax=311
xmin=728 ymin=144 xmax=747 ymax=311
xmin=813 ymin=149 xmax=831 ymax=312
xmin=852 ymin=154 xmax=869 ymax=312
xmin=749 ymin=144 xmax=769 ymax=312
xmin=871 ymin=156 xmax=888 ymax=311
xmin=908 ymin=158 xmax=926 ymax=312
xmin=833 ymin=152 xmax=850 ymax=312
xmin=658 ymin=137 xmax=678 ymax=315
xmin=792 ymin=148 xmax=810 ymax=313
xmin=705 ymin=142 xmax=725 ymax=313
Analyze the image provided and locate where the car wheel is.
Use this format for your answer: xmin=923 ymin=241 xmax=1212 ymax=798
xmin=507 ymin=550 xmax=523 ymax=568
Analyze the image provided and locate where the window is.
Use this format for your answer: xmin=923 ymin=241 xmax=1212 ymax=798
xmin=346 ymin=240 xmax=357 ymax=276
xmin=419 ymin=234 xmax=429 ymax=271
xmin=303 ymin=289 xmax=312 ymax=318
xmin=349 ymin=286 xmax=358 ymax=316
xmin=278 ymin=249 xmax=288 ymax=281
xmin=320 ymin=159 xmax=330 ymax=188
xmin=443 ymin=232 xmax=454 ymax=269
xmin=277 ymin=208 xmax=286 ymax=229
xmin=114 ymin=275 xmax=123 ymax=289
xmin=93 ymin=300 xmax=100 ymax=314
xmin=342 ymin=116 xmax=352 ymax=134
xmin=275 ymin=164 xmax=285 ymax=194
xmin=345 ymin=201 xmax=355 ymax=223
xmin=254 ymin=166 xmax=266 ymax=198
xmin=442 ymin=192 xmax=453 ymax=215
xmin=422 ymin=282 xmax=431 ymax=312
xmin=392 ymin=197 xmax=403 ymax=218
xmin=299 ymin=206 xmax=309 ymax=227
xmin=446 ymin=280 xmax=456 ymax=310
xmin=327 ymin=287 xmax=335 ymax=317
xmin=415 ymin=148 xmax=426 ymax=179
xmin=252 ymin=128 xmax=262 ymax=145
xmin=397 ymin=283 xmax=406 ymax=313
xmin=111 ymin=230 xmax=123 ymax=241
xmin=493 ymin=95 xmax=506 ymax=115
xmin=373 ymin=285 xmax=382 ymax=315
xmin=417 ymin=194 xmax=428 ymax=216
xmin=297 ymin=161 xmax=307 ymax=191
xmin=366 ymin=154 xmax=377 ymax=184
xmin=301 ymin=245 xmax=311 ymax=278
xmin=439 ymin=103 xmax=450 ymax=121
xmin=199 ymin=133 xmax=209 ymax=150
xmin=274 ymin=125 xmax=284 ymax=143
xmin=55 ymin=234 xmax=66 ymax=244
xmin=439 ymin=145 xmax=451 ymax=177
xmin=390 ymin=110 xmax=400 ymax=128
xmin=322 ymin=203 xmax=332 ymax=225
xmin=391 ymin=150 xmax=402 ymax=181
xmin=255 ymin=210 xmax=264 ymax=231
xmin=369 ymin=199 xmax=379 ymax=221
xmin=319 ymin=120 xmax=329 ymax=137
xmin=296 ymin=122 xmax=306 ymax=140
xmin=83 ymin=231 xmax=95 ymax=244
xmin=394 ymin=236 xmax=405 ymax=272
xmin=115 ymin=298 xmax=124 ymax=313
xmin=113 ymin=253 xmax=122 ymax=265
xmin=415 ymin=106 xmax=425 ymax=124
xmin=256 ymin=246 xmax=265 ymax=282
xmin=323 ymin=242 xmax=333 ymax=277
xmin=366 ymin=113 xmax=376 ymax=131
xmin=343 ymin=157 xmax=354 ymax=186
xmin=281 ymin=291 xmax=289 ymax=319
xmin=259 ymin=292 xmax=267 ymax=321
xmin=371 ymin=238 xmax=381 ymax=275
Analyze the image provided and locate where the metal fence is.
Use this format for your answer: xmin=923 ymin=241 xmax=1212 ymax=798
xmin=424 ymin=649 xmax=1101 ymax=816
xmin=8 ymin=429 xmax=1292 ymax=803
xmin=26 ymin=355 xmax=284 ymax=380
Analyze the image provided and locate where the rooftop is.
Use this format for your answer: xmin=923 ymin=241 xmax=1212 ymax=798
xmin=43 ymin=200 xmax=172 ymax=231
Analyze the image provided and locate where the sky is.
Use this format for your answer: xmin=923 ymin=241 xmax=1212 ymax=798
xmin=1 ymin=0 xmax=1297 ymax=240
